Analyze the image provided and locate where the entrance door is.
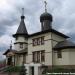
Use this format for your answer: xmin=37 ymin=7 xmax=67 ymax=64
xmin=7 ymin=57 xmax=12 ymax=65
xmin=31 ymin=67 xmax=34 ymax=75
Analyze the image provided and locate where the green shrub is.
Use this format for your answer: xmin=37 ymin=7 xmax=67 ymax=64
xmin=5 ymin=66 xmax=21 ymax=72
xmin=43 ymin=67 xmax=75 ymax=74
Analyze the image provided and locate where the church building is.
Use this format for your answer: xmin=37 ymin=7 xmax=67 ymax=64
xmin=3 ymin=2 xmax=75 ymax=75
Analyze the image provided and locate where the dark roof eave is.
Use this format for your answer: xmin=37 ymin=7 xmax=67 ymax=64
xmin=53 ymin=46 xmax=75 ymax=50
xmin=51 ymin=29 xmax=69 ymax=38
xmin=13 ymin=34 xmax=28 ymax=38
xmin=3 ymin=49 xmax=10 ymax=55
xmin=15 ymin=52 xmax=27 ymax=54
xmin=28 ymin=29 xmax=69 ymax=38
xmin=13 ymin=29 xmax=69 ymax=38
xmin=15 ymin=50 xmax=27 ymax=54
xmin=15 ymin=48 xmax=28 ymax=54
xmin=3 ymin=49 xmax=17 ymax=55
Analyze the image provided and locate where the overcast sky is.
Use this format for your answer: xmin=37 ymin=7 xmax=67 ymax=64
xmin=0 ymin=0 xmax=75 ymax=60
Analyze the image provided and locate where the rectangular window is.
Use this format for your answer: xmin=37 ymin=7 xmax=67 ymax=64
xmin=20 ymin=43 xmax=23 ymax=48
xmin=37 ymin=38 xmax=40 ymax=45
xmin=33 ymin=52 xmax=37 ymax=62
xmin=32 ymin=36 xmax=44 ymax=46
xmin=32 ymin=39 xmax=37 ymax=46
xmin=33 ymin=50 xmax=45 ymax=63
xmin=41 ymin=36 xmax=44 ymax=45
xmin=23 ymin=54 xmax=26 ymax=63
xmin=37 ymin=51 xmax=40 ymax=63
xmin=33 ymin=52 xmax=35 ymax=62
xmin=41 ymin=50 xmax=45 ymax=62
xmin=57 ymin=50 xmax=62 ymax=58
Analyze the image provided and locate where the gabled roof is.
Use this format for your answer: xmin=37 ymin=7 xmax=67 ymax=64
xmin=13 ymin=16 xmax=28 ymax=37
xmin=28 ymin=29 xmax=69 ymax=38
xmin=3 ymin=48 xmax=27 ymax=55
xmin=3 ymin=49 xmax=17 ymax=55
xmin=53 ymin=40 xmax=75 ymax=50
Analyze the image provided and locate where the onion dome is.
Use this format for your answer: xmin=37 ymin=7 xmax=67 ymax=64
xmin=40 ymin=12 xmax=53 ymax=22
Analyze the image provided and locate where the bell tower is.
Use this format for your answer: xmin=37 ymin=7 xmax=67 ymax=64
xmin=13 ymin=8 xmax=28 ymax=51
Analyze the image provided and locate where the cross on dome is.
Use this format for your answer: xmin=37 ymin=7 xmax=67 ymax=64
xmin=22 ymin=8 xmax=24 ymax=16
xmin=10 ymin=40 xmax=12 ymax=50
xmin=44 ymin=1 xmax=47 ymax=12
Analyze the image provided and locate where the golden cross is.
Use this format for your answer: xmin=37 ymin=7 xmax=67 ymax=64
xmin=44 ymin=1 xmax=47 ymax=12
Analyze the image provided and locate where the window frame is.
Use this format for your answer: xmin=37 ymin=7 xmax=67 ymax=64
xmin=32 ymin=36 xmax=45 ymax=46
xmin=41 ymin=50 xmax=45 ymax=62
xmin=41 ymin=36 xmax=44 ymax=45
xmin=32 ymin=50 xmax=45 ymax=63
xmin=37 ymin=51 xmax=40 ymax=63
xmin=33 ymin=52 xmax=37 ymax=62
xmin=32 ymin=39 xmax=37 ymax=46
xmin=57 ymin=50 xmax=62 ymax=58
xmin=20 ymin=43 xmax=23 ymax=49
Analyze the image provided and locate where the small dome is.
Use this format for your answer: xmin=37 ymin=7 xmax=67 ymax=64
xmin=40 ymin=12 xmax=53 ymax=22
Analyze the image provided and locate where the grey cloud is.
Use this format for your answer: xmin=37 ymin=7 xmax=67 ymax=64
xmin=0 ymin=0 xmax=75 ymax=60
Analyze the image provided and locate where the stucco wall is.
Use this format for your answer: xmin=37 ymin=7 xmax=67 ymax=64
xmin=52 ymin=33 xmax=66 ymax=47
xmin=15 ymin=36 xmax=27 ymax=43
xmin=16 ymin=55 xmax=23 ymax=66
xmin=28 ymin=32 xmax=52 ymax=65
xmin=53 ymin=49 xmax=70 ymax=66
xmin=69 ymin=49 xmax=75 ymax=65
xmin=14 ymin=36 xmax=28 ymax=51
xmin=14 ymin=31 xmax=71 ymax=66
xmin=52 ymin=33 xmax=66 ymax=42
